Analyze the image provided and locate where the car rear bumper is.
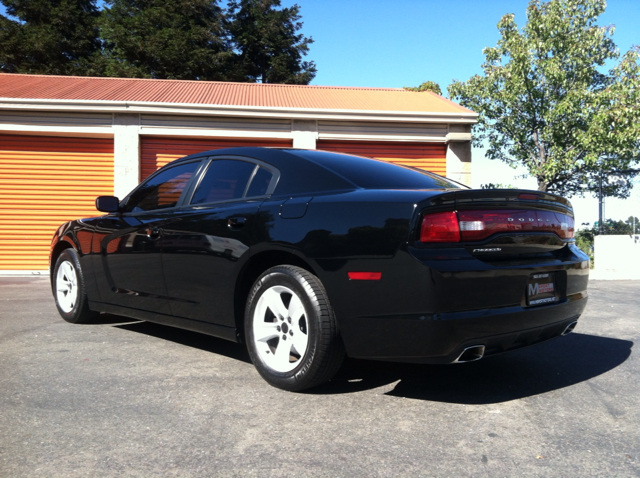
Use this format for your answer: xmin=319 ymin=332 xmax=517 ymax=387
xmin=338 ymin=291 xmax=588 ymax=363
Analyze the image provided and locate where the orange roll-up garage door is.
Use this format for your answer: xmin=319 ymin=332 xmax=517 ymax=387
xmin=141 ymin=137 xmax=294 ymax=181
xmin=0 ymin=134 xmax=114 ymax=271
xmin=316 ymin=140 xmax=447 ymax=176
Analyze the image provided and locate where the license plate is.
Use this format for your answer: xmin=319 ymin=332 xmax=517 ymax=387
xmin=526 ymin=273 xmax=558 ymax=306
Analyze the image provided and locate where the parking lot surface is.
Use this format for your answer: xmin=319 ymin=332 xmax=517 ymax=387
xmin=1 ymin=277 xmax=638 ymax=477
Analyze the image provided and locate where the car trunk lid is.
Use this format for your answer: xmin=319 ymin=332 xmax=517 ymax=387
xmin=417 ymin=189 xmax=575 ymax=257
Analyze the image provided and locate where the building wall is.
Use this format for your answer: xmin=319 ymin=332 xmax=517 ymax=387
xmin=0 ymin=110 xmax=473 ymax=190
xmin=594 ymin=235 xmax=640 ymax=280
xmin=0 ymin=109 xmax=473 ymax=273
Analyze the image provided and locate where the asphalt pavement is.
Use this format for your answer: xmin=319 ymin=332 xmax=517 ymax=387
xmin=0 ymin=277 xmax=638 ymax=477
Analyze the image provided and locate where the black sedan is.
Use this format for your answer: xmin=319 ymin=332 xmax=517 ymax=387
xmin=50 ymin=147 xmax=590 ymax=391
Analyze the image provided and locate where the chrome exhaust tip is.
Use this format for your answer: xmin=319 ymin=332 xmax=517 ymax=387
xmin=561 ymin=321 xmax=578 ymax=336
xmin=453 ymin=345 xmax=485 ymax=363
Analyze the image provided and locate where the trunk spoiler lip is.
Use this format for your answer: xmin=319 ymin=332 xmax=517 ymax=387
xmin=420 ymin=189 xmax=573 ymax=215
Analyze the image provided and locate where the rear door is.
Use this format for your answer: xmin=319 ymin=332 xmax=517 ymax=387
xmin=162 ymin=157 xmax=278 ymax=327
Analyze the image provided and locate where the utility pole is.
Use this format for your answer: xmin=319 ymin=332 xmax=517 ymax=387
xmin=598 ymin=171 xmax=604 ymax=235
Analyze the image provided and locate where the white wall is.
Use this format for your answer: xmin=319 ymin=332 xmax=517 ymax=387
xmin=593 ymin=235 xmax=640 ymax=280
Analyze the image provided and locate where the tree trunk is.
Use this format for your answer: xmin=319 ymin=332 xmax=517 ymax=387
xmin=537 ymin=178 xmax=548 ymax=191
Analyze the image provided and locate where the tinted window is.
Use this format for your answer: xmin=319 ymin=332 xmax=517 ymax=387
xmin=191 ymin=159 xmax=256 ymax=205
xmin=295 ymin=150 xmax=464 ymax=190
xmin=246 ymin=167 xmax=274 ymax=197
xmin=124 ymin=161 xmax=199 ymax=212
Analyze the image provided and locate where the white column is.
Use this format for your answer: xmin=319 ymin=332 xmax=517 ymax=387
xmin=113 ymin=113 xmax=140 ymax=198
xmin=446 ymin=125 xmax=472 ymax=186
xmin=292 ymin=119 xmax=318 ymax=149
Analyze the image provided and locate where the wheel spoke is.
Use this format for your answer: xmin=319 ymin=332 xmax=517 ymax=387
xmin=261 ymin=287 xmax=289 ymax=320
xmin=273 ymin=338 xmax=293 ymax=369
xmin=62 ymin=262 xmax=74 ymax=282
xmin=57 ymin=282 xmax=70 ymax=293
xmin=253 ymin=322 xmax=280 ymax=343
xmin=68 ymin=267 xmax=77 ymax=288
xmin=287 ymin=294 xmax=305 ymax=321
xmin=291 ymin=330 xmax=308 ymax=357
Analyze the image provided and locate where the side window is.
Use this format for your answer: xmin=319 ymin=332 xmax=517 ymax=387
xmin=124 ymin=162 xmax=199 ymax=213
xmin=191 ymin=159 xmax=257 ymax=205
xmin=246 ymin=167 xmax=274 ymax=197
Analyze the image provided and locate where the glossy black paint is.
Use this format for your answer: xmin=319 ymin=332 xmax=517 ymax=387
xmin=50 ymin=147 xmax=590 ymax=363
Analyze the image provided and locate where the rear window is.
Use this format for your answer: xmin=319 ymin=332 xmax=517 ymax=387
xmin=293 ymin=150 xmax=464 ymax=190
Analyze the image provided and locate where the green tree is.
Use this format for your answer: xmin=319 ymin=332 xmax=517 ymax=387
xmin=575 ymin=227 xmax=595 ymax=263
xmin=403 ymin=81 xmax=442 ymax=95
xmin=448 ymin=0 xmax=640 ymax=198
xmin=100 ymin=0 xmax=233 ymax=80
xmin=0 ymin=0 xmax=102 ymax=75
xmin=227 ymin=0 xmax=316 ymax=84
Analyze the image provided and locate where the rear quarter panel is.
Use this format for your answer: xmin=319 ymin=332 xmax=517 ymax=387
xmin=256 ymin=190 xmax=441 ymax=322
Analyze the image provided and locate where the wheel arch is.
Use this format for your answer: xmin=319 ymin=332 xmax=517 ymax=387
xmin=234 ymin=249 xmax=317 ymax=343
xmin=49 ymin=238 xmax=75 ymax=279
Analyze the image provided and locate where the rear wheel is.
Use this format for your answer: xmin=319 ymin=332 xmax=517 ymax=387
xmin=53 ymin=249 xmax=98 ymax=324
xmin=245 ymin=265 xmax=344 ymax=391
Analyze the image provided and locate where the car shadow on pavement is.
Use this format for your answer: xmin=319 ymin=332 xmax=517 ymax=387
xmin=315 ymin=333 xmax=633 ymax=404
xmin=96 ymin=316 xmax=631 ymax=402
xmin=112 ymin=319 xmax=253 ymax=364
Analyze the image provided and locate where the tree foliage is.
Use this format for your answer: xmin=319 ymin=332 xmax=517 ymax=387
xmin=403 ymin=81 xmax=442 ymax=95
xmin=227 ymin=0 xmax=316 ymax=84
xmin=480 ymin=183 xmax=516 ymax=189
xmin=0 ymin=0 xmax=102 ymax=75
xmin=448 ymin=0 xmax=640 ymax=198
xmin=100 ymin=0 xmax=232 ymax=80
xmin=0 ymin=0 xmax=316 ymax=84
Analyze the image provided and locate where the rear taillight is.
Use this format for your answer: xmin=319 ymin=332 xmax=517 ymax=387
xmin=420 ymin=209 xmax=575 ymax=243
xmin=420 ymin=211 xmax=460 ymax=242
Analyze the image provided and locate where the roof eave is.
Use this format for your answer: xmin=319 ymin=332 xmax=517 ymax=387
xmin=0 ymin=97 xmax=478 ymax=124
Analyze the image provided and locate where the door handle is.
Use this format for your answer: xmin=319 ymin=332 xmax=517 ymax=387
xmin=228 ymin=216 xmax=246 ymax=229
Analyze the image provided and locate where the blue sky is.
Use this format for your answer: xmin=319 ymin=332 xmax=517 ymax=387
xmin=290 ymin=0 xmax=640 ymax=90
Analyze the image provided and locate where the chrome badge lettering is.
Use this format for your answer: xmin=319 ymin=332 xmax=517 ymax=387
xmin=473 ymin=248 xmax=502 ymax=252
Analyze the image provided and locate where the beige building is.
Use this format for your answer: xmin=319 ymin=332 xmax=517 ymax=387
xmin=0 ymin=73 xmax=477 ymax=273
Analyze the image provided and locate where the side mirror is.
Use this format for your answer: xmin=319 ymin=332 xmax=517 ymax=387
xmin=96 ymin=196 xmax=121 ymax=213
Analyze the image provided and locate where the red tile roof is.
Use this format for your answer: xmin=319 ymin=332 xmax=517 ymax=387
xmin=0 ymin=74 xmax=474 ymax=114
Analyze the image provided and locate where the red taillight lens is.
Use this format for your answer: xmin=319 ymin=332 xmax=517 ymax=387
xmin=458 ymin=210 xmax=575 ymax=240
xmin=420 ymin=211 xmax=460 ymax=242
xmin=420 ymin=209 xmax=575 ymax=243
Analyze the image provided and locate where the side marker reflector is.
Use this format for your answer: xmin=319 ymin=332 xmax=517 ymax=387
xmin=348 ymin=272 xmax=382 ymax=281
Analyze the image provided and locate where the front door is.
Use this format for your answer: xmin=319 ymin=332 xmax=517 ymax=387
xmin=94 ymin=160 xmax=202 ymax=314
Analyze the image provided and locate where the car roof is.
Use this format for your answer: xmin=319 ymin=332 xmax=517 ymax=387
xmin=171 ymin=146 xmax=463 ymax=195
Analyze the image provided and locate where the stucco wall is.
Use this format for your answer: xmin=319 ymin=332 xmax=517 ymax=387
xmin=593 ymin=235 xmax=640 ymax=280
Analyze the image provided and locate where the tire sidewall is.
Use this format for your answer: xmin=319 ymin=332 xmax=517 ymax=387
xmin=245 ymin=268 xmax=321 ymax=389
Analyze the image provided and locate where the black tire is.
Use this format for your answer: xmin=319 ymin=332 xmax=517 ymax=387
xmin=52 ymin=249 xmax=99 ymax=324
xmin=245 ymin=265 xmax=345 ymax=391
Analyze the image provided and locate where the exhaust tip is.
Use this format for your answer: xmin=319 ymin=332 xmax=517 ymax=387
xmin=562 ymin=321 xmax=578 ymax=336
xmin=454 ymin=345 xmax=485 ymax=363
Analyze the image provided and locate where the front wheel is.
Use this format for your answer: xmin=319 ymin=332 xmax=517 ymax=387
xmin=245 ymin=265 xmax=344 ymax=391
xmin=52 ymin=249 xmax=98 ymax=324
